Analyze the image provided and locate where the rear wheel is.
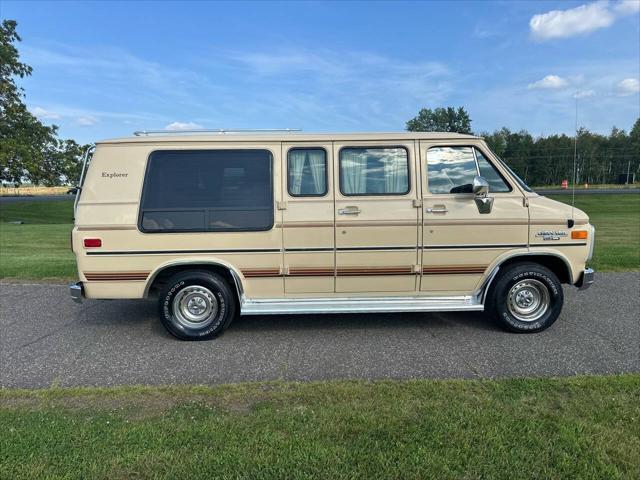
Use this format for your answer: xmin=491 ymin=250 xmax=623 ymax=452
xmin=158 ymin=270 xmax=236 ymax=340
xmin=486 ymin=262 xmax=563 ymax=333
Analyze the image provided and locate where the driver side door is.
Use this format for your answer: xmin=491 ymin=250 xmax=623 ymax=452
xmin=419 ymin=142 xmax=528 ymax=294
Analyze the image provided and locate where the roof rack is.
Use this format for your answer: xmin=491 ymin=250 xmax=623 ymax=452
xmin=133 ymin=128 xmax=302 ymax=136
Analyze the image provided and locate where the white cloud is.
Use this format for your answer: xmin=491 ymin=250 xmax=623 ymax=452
xmin=530 ymin=1 xmax=640 ymax=41
xmin=528 ymin=75 xmax=570 ymax=90
xmin=530 ymin=2 xmax=615 ymax=41
xmin=165 ymin=121 xmax=203 ymax=131
xmin=77 ymin=115 xmax=98 ymax=126
xmin=574 ymin=89 xmax=596 ymax=98
xmin=31 ymin=106 xmax=61 ymax=120
xmin=614 ymin=0 xmax=640 ymax=14
xmin=617 ymin=78 xmax=640 ymax=95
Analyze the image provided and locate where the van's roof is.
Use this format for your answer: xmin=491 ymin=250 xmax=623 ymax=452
xmin=97 ymin=131 xmax=480 ymax=145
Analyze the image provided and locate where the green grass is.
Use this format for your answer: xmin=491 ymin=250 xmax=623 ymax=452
xmin=0 ymin=194 xmax=638 ymax=281
xmin=535 ymin=183 xmax=640 ymax=190
xmin=0 ymin=224 xmax=76 ymax=280
xmin=1 ymin=376 xmax=638 ymax=479
xmin=0 ymin=199 xmax=74 ymax=224
xmin=549 ymin=194 xmax=640 ymax=271
xmin=0 ymin=201 xmax=75 ymax=281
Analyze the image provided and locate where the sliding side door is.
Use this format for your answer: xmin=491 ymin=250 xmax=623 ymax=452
xmin=333 ymin=141 xmax=419 ymax=293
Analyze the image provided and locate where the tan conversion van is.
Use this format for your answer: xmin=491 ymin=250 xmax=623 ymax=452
xmin=70 ymin=130 xmax=594 ymax=340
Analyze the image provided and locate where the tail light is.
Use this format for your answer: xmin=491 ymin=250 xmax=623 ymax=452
xmin=83 ymin=238 xmax=102 ymax=248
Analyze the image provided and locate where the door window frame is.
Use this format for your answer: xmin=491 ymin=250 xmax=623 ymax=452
xmin=286 ymin=147 xmax=329 ymax=198
xmin=137 ymin=148 xmax=275 ymax=234
xmin=425 ymin=144 xmax=513 ymax=195
xmin=338 ymin=145 xmax=412 ymax=197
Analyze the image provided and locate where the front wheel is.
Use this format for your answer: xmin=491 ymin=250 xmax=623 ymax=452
xmin=158 ymin=270 xmax=236 ymax=340
xmin=486 ymin=262 xmax=563 ymax=333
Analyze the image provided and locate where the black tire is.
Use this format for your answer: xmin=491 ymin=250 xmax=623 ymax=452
xmin=485 ymin=262 xmax=563 ymax=333
xmin=158 ymin=270 xmax=236 ymax=340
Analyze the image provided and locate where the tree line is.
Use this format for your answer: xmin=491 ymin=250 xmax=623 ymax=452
xmin=407 ymin=107 xmax=639 ymax=187
xmin=482 ymin=125 xmax=639 ymax=187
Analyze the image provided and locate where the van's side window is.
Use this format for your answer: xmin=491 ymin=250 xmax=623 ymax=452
xmin=339 ymin=147 xmax=409 ymax=196
xmin=139 ymin=149 xmax=273 ymax=233
xmin=474 ymin=149 xmax=511 ymax=192
xmin=287 ymin=148 xmax=327 ymax=197
xmin=427 ymin=146 xmax=476 ymax=194
xmin=427 ymin=146 xmax=510 ymax=194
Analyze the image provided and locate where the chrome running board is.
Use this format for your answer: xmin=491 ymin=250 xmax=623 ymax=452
xmin=240 ymin=295 xmax=484 ymax=315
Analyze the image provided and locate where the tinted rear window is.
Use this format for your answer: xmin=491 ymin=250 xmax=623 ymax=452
xmin=139 ymin=149 xmax=273 ymax=232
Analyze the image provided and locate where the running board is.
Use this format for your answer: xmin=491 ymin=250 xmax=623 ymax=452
xmin=240 ymin=295 xmax=484 ymax=315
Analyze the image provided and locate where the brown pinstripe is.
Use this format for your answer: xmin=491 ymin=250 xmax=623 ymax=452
xmin=84 ymin=272 xmax=150 ymax=281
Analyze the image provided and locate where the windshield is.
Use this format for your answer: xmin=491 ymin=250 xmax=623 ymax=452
xmin=495 ymin=156 xmax=533 ymax=193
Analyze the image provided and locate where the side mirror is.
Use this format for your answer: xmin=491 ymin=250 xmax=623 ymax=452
xmin=472 ymin=176 xmax=493 ymax=214
xmin=472 ymin=175 xmax=489 ymax=196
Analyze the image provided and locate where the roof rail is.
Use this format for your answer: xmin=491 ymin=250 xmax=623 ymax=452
xmin=133 ymin=128 xmax=302 ymax=136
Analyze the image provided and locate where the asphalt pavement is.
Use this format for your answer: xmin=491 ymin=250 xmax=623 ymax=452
xmin=1 ymin=272 xmax=638 ymax=388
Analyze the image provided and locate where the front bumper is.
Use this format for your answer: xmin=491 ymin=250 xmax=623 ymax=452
xmin=576 ymin=268 xmax=595 ymax=290
xmin=69 ymin=281 xmax=84 ymax=304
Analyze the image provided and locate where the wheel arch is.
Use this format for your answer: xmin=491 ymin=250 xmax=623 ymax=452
xmin=477 ymin=252 xmax=573 ymax=304
xmin=144 ymin=260 xmax=244 ymax=302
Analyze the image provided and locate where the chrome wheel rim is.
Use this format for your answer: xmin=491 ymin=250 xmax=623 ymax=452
xmin=173 ymin=285 xmax=218 ymax=329
xmin=507 ymin=279 xmax=550 ymax=322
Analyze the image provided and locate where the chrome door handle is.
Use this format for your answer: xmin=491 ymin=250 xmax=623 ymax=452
xmin=426 ymin=205 xmax=448 ymax=214
xmin=338 ymin=206 xmax=361 ymax=215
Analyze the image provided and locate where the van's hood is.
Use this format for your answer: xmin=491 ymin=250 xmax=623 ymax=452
xmin=528 ymin=194 xmax=590 ymax=225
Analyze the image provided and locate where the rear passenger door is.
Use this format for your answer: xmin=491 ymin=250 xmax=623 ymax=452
xmin=333 ymin=141 xmax=419 ymax=293
xmin=282 ymin=143 xmax=335 ymax=294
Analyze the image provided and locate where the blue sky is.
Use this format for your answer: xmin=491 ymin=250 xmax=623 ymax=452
xmin=2 ymin=0 xmax=639 ymax=144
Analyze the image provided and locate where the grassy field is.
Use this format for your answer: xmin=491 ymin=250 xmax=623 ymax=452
xmin=536 ymin=183 xmax=640 ymax=190
xmin=0 ymin=199 xmax=74 ymax=224
xmin=1 ymin=375 xmax=638 ymax=479
xmin=0 ymin=194 xmax=638 ymax=281
xmin=0 ymin=185 xmax=69 ymax=196
xmin=548 ymin=194 xmax=640 ymax=271
xmin=0 ymin=201 xmax=76 ymax=281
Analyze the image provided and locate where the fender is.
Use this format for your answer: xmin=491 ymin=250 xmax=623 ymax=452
xmin=143 ymin=258 xmax=245 ymax=301
xmin=474 ymin=250 xmax=573 ymax=304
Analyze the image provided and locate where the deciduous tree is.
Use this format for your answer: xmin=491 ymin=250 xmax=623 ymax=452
xmin=406 ymin=107 xmax=472 ymax=134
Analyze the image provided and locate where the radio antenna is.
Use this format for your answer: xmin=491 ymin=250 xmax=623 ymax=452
xmin=571 ymin=92 xmax=578 ymax=221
